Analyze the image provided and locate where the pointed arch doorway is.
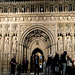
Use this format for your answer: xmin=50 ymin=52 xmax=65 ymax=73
xmin=19 ymin=25 xmax=56 ymax=73
xmin=30 ymin=48 xmax=44 ymax=72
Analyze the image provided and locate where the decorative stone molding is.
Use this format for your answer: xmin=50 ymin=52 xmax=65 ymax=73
xmin=0 ymin=14 xmax=75 ymax=22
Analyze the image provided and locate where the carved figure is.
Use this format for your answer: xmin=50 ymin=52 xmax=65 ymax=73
xmin=66 ymin=36 xmax=72 ymax=51
xmin=4 ymin=37 xmax=9 ymax=52
xmin=58 ymin=36 xmax=63 ymax=51
xmin=12 ymin=37 xmax=17 ymax=52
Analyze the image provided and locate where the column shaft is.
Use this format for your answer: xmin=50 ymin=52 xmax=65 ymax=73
xmin=63 ymin=34 xmax=66 ymax=51
xmin=71 ymin=34 xmax=74 ymax=59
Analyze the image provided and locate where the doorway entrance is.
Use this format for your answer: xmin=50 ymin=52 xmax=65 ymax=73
xmin=30 ymin=48 xmax=44 ymax=72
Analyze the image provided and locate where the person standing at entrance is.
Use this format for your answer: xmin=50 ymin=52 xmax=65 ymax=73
xmin=43 ymin=60 xmax=46 ymax=74
xmin=10 ymin=56 xmax=17 ymax=75
xmin=22 ymin=57 xmax=28 ymax=73
xmin=46 ymin=54 xmax=53 ymax=75
xmin=34 ymin=54 xmax=39 ymax=75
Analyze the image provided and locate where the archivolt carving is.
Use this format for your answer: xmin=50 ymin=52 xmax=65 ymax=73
xmin=24 ymin=29 xmax=51 ymax=49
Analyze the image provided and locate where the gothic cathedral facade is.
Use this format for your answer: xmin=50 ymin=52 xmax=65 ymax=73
xmin=0 ymin=0 xmax=75 ymax=74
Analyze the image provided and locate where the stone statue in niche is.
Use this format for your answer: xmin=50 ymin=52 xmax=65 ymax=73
xmin=66 ymin=36 xmax=72 ymax=51
xmin=4 ymin=37 xmax=9 ymax=52
xmin=64 ymin=5 xmax=68 ymax=11
xmin=12 ymin=37 xmax=17 ymax=52
xmin=57 ymin=36 xmax=63 ymax=51
xmin=54 ymin=5 xmax=58 ymax=12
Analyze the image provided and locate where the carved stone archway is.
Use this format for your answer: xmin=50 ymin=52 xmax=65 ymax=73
xmin=18 ymin=25 xmax=55 ymax=71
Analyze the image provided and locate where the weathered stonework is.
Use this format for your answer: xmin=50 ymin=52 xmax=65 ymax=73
xmin=0 ymin=0 xmax=75 ymax=75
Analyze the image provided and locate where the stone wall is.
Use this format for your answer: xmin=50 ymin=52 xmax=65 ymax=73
xmin=0 ymin=1 xmax=75 ymax=75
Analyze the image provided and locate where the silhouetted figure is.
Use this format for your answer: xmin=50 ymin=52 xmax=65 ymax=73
xmin=10 ymin=56 xmax=17 ymax=75
xmin=67 ymin=55 xmax=73 ymax=75
xmin=43 ymin=60 xmax=46 ymax=74
xmin=22 ymin=57 xmax=28 ymax=73
xmin=61 ymin=51 xmax=67 ymax=75
xmin=46 ymin=54 xmax=53 ymax=75
xmin=54 ymin=52 xmax=60 ymax=75
xmin=34 ymin=54 xmax=39 ymax=75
